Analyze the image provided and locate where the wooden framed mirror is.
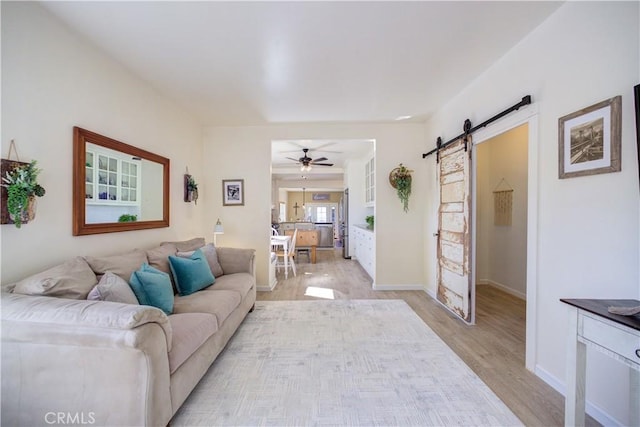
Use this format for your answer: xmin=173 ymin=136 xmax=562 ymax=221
xmin=73 ymin=127 xmax=170 ymax=235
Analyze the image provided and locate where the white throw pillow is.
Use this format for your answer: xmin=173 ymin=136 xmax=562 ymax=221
xmin=87 ymin=272 xmax=139 ymax=305
xmin=13 ymin=257 xmax=97 ymax=300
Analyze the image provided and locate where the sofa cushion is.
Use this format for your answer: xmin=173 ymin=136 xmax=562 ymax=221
xmin=13 ymin=257 xmax=97 ymax=300
xmin=161 ymin=237 xmax=205 ymax=252
xmin=167 ymin=313 xmax=218 ymax=374
xmin=177 ymin=243 xmax=224 ymax=278
xmin=216 ymin=247 xmax=255 ymax=275
xmin=169 ymin=249 xmax=215 ymax=296
xmin=129 ymin=264 xmax=174 ymax=315
xmin=85 ymin=249 xmax=147 ymax=282
xmin=146 ymin=244 xmax=179 ymax=293
xmin=173 ymin=290 xmax=241 ymax=327
xmin=204 ymin=273 xmax=254 ymax=300
xmin=87 ymin=272 xmax=139 ymax=305
xmin=146 ymin=244 xmax=177 ymax=276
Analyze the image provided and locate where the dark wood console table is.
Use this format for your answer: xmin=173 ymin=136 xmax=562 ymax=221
xmin=560 ymin=299 xmax=640 ymax=426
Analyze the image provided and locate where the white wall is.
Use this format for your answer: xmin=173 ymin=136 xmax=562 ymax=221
xmin=423 ymin=2 xmax=639 ymax=424
xmin=141 ymin=160 xmax=164 ymax=221
xmin=1 ymin=2 xmax=205 ymax=284
xmin=203 ymin=123 xmax=425 ymax=289
xmin=476 ymin=124 xmax=528 ymax=298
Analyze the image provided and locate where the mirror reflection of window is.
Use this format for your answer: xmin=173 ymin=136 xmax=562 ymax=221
xmin=85 ymin=142 xmax=163 ymax=224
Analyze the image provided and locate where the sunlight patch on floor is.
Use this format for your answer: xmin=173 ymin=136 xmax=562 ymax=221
xmin=304 ymin=286 xmax=335 ymax=300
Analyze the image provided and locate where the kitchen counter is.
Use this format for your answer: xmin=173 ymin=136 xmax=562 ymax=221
xmin=354 ymin=224 xmax=374 ymax=232
xmin=279 ymin=222 xmax=315 ymax=230
xmin=279 ymin=222 xmax=334 ymax=248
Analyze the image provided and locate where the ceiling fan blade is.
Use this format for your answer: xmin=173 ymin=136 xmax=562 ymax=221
xmin=314 ymin=142 xmax=343 ymax=153
xmin=313 ymin=163 xmax=334 ymax=167
xmin=285 ymin=157 xmax=301 ymax=162
xmin=311 ymin=157 xmax=328 ymax=162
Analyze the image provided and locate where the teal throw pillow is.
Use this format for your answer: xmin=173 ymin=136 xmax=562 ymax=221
xmin=129 ymin=263 xmax=174 ymax=315
xmin=168 ymin=248 xmax=215 ymax=296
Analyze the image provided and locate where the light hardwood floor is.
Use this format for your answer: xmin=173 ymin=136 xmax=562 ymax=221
xmin=258 ymin=248 xmax=599 ymax=427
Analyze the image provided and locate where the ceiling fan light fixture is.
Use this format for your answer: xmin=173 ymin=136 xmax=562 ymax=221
xmin=301 ymin=164 xmax=312 ymax=172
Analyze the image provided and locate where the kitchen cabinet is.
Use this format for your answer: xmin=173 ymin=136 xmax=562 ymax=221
xmin=365 ymin=156 xmax=375 ymax=206
xmin=353 ymin=225 xmax=375 ymax=280
xmin=85 ymin=147 xmax=140 ymax=205
xmin=284 ymin=229 xmax=319 ymax=263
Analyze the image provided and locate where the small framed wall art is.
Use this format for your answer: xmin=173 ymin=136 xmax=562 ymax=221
xmin=558 ymin=95 xmax=621 ymax=179
xmin=222 ymin=179 xmax=244 ymax=206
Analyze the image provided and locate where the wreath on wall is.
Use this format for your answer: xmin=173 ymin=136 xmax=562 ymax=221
xmin=389 ymin=163 xmax=413 ymax=213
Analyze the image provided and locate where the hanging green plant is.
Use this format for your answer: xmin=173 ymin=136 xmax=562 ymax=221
xmin=1 ymin=160 xmax=46 ymax=228
xmin=389 ymin=163 xmax=413 ymax=213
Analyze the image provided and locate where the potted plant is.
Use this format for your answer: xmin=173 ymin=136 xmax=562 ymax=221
xmin=185 ymin=174 xmax=199 ymax=204
xmin=389 ymin=163 xmax=413 ymax=212
xmin=118 ymin=214 xmax=137 ymax=222
xmin=365 ymin=215 xmax=374 ymax=230
xmin=2 ymin=160 xmax=46 ymax=228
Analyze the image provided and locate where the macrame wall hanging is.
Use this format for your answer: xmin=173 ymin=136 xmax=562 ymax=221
xmin=493 ymin=178 xmax=513 ymax=226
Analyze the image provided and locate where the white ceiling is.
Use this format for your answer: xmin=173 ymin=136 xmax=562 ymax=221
xmin=40 ymin=1 xmax=561 ymax=186
xmin=271 ymin=139 xmax=372 ymax=182
xmin=41 ymin=1 xmax=562 ymax=127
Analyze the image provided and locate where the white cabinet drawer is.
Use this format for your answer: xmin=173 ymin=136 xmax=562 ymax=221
xmin=581 ymin=314 xmax=640 ymax=363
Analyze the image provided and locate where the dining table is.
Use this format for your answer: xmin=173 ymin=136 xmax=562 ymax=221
xmin=270 ymin=234 xmax=292 ymax=278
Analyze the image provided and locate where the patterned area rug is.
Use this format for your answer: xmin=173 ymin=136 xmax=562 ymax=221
xmin=172 ymin=300 xmax=522 ymax=426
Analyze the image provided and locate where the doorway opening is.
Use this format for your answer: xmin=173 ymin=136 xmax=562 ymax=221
xmin=475 ymin=124 xmax=529 ymax=296
xmin=474 ymin=123 xmax=529 ymax=363
xmin=471 ymin=109 xmax=538 ymax=371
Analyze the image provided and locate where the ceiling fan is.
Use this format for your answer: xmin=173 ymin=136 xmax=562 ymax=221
xmin=286 ymin=148 xmax=334 ymax=171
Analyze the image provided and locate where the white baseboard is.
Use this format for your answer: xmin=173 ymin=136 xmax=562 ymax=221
xmin=372 ymin=283 xmax=426 ymax=291
xmin=534 ymin=365 xmax=621 ymax=427
xmin=424 ymin=287 xmax=437 ymax=299
xmin=477 ymin=279 xmax=526 ymax=300
xmin=256 ymin=279 xmax=277 ymax=292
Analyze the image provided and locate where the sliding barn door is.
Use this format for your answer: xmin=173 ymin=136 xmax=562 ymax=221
xmin=437 ymin=137 xmax=473 ymax=323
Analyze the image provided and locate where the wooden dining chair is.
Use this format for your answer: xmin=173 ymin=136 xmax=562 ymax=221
xmin=270 ymin=227 xmax=279 ymax=252
xmin=276 ymin=228 xmax=297 ymax=277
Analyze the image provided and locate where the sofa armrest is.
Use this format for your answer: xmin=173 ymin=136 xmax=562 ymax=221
xmin=2 ymin=292 xmax=172 ymax=350
xmin=217 ymin=247 xmax=256 ymax=277
xmin=1 ymin=293 xmax=173 ymax=426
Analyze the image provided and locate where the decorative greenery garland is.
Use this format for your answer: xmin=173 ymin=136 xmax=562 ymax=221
xmin=389 ymin=163 xmax=413 ymax=213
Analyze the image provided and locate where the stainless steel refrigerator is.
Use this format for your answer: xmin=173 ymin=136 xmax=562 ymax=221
xmin=340 ymin=189 xmax=351 ymax=259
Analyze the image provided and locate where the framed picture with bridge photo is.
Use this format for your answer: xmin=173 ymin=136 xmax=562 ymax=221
xmin=558 ymin=95 xmax=621 ymax=179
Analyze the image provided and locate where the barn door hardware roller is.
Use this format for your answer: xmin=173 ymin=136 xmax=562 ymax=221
xmin=422 ymin=95 xmax=532 ymax=163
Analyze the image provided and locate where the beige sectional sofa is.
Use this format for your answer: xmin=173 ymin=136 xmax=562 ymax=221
xmin=1 ymin=238 xmax=256 ymax=427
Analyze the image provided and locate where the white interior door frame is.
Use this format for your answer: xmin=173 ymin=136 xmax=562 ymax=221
xmin=471 ymin=103 xmax=539 ymax=372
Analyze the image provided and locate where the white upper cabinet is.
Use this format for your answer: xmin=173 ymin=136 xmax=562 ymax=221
xmin=365 ymin=156 xmax=375 ymax=206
